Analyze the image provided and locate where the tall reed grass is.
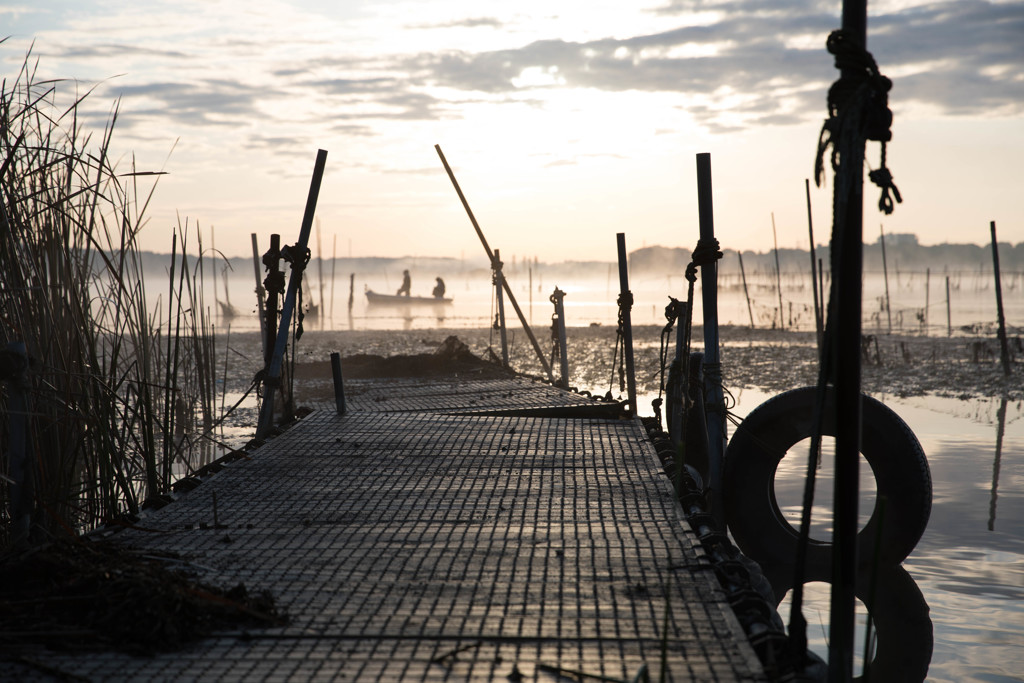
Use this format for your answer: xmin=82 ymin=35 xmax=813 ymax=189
xmin=1 ymin=45 xmax=229 ymax=547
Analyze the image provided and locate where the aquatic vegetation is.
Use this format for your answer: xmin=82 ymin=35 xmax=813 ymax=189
xmin=0 ymin=45 xmax=228 ymax=546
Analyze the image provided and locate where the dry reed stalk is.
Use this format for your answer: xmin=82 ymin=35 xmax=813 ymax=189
xmin=1 ymin=46 xmax=228 ymax=547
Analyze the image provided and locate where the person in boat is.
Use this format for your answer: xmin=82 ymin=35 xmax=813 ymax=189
xmin=432 ymin=277 xmax=446 ymax=299
xmin=396 ymin=269 xmax=411 ymax=297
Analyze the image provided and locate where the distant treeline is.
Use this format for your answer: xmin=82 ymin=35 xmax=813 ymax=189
xmin=132 ymin=235 xmax=1024 ymax=282
xmin=628 ymin=237 xmax=1024 ymax=276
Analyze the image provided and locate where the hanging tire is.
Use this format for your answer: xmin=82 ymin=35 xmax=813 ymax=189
xmin=724 ymin=385 xmax=931 ymax=569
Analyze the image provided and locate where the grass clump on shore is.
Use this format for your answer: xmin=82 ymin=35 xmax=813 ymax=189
xmin=1 ymin=44 xmax=230 ymax=548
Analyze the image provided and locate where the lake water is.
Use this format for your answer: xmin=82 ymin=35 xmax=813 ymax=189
xmin=188 ymin=265 xmax=1022 ymax=681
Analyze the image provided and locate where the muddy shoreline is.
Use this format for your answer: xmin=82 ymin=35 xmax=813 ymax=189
xmin=279 ymin=324 xmax=1022 ymax=402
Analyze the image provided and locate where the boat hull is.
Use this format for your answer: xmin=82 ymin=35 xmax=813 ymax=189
xmin=365 ymin=290 xmax=452 ymax=306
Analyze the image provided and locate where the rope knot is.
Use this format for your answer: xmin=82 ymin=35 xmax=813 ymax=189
xmin=869 ymin=159 xmax=903 ymax=214
xmin=617 ymin=290 xmax=633 ymax=310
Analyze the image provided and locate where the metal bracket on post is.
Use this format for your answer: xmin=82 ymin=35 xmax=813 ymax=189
xmin=550 ymin=287 xmax=570 ymax=388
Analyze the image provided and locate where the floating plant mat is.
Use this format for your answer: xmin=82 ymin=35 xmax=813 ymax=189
xmin=0 ymin=538 xmax=286 ymax=655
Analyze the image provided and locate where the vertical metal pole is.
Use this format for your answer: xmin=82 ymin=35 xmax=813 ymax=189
xmin=695 ymin=153 xmax=726 ymax=529
xmin=829 ymin=1 xmax=867 ymax=677
xmin=331 ymin=352 xmax=346 ymax=415
xmin=552 ymin=287 xmax=570 ymax=387
xmin=990 ymin=221 xmax=1012 ymax=376
xmin=257 ymin=149 xmax=328 ymax=439
xmin=615 ymin=233 xmax=638 ymax=416
xmin=494 ymin=249 xmax=510 ymax=368
xmin=806 ymin=179 xmax=824 ymax=350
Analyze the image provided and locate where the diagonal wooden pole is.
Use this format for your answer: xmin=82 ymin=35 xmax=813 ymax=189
xmin=434 ymin=144 xmax=553 ymax=382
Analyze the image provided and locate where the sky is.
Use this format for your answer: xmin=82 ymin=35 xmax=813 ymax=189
xmin=2 ymin=0 xmax=1022 ymax=261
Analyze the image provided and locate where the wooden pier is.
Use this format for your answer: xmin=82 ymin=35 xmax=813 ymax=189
xmin=5 ymin=376 xmax=767 ymax=681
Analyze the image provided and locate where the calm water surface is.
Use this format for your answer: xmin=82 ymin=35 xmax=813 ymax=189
xmin=726 ymin=388 xmax=1024 ymax=682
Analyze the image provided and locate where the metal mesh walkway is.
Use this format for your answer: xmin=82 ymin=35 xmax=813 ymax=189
xmin=9 ymin=379 xmax=766 ymax=681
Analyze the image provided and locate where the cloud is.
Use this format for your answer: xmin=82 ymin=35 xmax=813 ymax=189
xmin=409 ymin=17 xmax=505 ymax=30
xmin=402 ymin=0 xmax=1022 ymax=126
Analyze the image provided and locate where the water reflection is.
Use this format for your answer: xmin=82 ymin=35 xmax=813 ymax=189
xmin=772 ymin=563 xmax=932 ymax=681
xmin=989 ymin=396 xmax=1007 ymax=531
xmin=728 ymin=390 xmax=1024 ymax=682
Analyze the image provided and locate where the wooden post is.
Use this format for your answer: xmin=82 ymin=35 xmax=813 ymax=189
xmin=990 ymin=221 xmax=1012 ymax=376
xmin=494 ymin=249 xmax=510 ymax=368
xmin=737 ymin=251 xmax=755 ymax=328
xmin=880 ymin=224 xmax=892 ymax=334
xmin=257 ymin=149 xmax=328 ymax=439
xmin=330 ymin=234 xmax=337 ymax=322
xmin=435 ymin=145 xmax=553 ymax=382
xmin=251 ymin=234 xmax=267 ymax=354
xmin=771 ymin=212 xmax=785 ymax=330
xmin=946 ymin=275 xmax=952 ymax=337
xmin=696 ymin=152 xmax=726 ymax=530
xmin=806 ymin=179 xmax=823 ymax=350
xmin=615 ymin=233 xmax=638 ymax=416
xmin=924 ymin=267 xmax=930 ymax=335
xmin=331 ymin=351 xmax=346 ymax=415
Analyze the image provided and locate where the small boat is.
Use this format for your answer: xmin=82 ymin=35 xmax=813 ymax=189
xmin=365 ymin=289 xmax=453 ymax=306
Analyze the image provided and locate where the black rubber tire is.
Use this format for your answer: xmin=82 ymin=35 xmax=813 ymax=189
xmin=724 ymin=386 xmax=932 ymax=569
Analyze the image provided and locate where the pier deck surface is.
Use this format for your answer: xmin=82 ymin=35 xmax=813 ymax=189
xmin=7 ymin=376 xmax=766 ymax=681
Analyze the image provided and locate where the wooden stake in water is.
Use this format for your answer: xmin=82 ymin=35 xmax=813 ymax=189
xmin=990 ymin=221 xmax=1012 ymax=376
xmin=946 ymin=275 xmax=952 ymax=337
xmin=251 ymin=234 xmax=267 ymax=351
xmin=924 ymin=267 xmax=930 ymax=335
xmin=771 ymin=212 xmax=785 ymax=330
xmin=737 ymin=251 xmax=755 ymax=328
xmin=805 ymin=179 xmax=823 ymax=351
xmin=880 ymin=224 xmax=892 ymax=333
